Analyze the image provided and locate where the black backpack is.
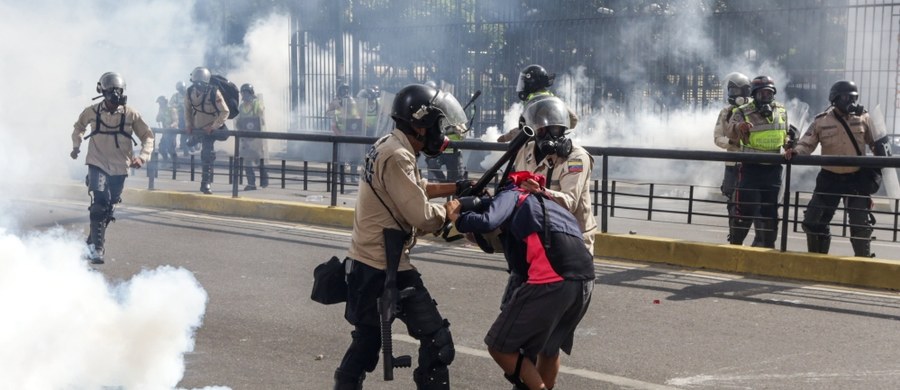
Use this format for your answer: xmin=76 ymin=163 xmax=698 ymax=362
xmin=209 ymin=74 xmax=240 ymax=119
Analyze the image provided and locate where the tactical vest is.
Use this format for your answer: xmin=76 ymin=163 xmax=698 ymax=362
xmin=737 ymin=102 xmax=787 ymax=152
xmin=526 ymin=90 xmax=554 ymax=101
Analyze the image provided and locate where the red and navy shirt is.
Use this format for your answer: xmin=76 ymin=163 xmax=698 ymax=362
xmin=455 ymin=185 xmax=595 ymax=284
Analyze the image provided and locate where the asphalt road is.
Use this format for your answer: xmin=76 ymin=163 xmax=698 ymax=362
xmin=14 ymin=197 xmax=900 ymax=390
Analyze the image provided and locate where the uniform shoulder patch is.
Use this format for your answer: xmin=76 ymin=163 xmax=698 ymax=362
xmin=567 ymin=159 xmax=584 ymax=173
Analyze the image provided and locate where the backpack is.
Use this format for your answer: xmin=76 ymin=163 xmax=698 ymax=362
xmin=209 ymin=74 xmax=240 ymax=119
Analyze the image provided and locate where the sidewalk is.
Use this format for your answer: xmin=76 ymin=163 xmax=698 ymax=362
xmin=108 ymin=174 xmax=900 ymax=292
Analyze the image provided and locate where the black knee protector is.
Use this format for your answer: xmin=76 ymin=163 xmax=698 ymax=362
xmin=801 ymin=209 xmax=829 ymax=235
xmin=414 ymin=365 xmax=450 ymax=390
xmin=401 ymin=288 xmax=444 ymax=337
xmin=89 ymin=201 xmax=110 ymax=223
xmin=417 ymin=321 xmax=454 ymax=368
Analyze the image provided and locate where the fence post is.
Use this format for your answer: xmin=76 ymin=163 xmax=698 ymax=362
xmin=687 ymin=185 xmax=694 ymax=224
xmin=283 ymin=160 xmax=288 ymax=189
xmin=302 ymin=161 xmax=308 ymax=190
xmin=601 ymin=155 xmax=608 ymax=233
xmin=779 ymin=163 xmax=792 ymax=252
xmin=331 ymin=142 xmax=339 ymax=207
xmin=647 ymin=183 xmax=654 ymax=221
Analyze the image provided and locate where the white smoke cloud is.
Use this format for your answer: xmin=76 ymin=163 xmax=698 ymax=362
xmin=0 ymin=1 xmax=236 ymax=388
xmin=0 ymin=227 xmax=220 ymax=390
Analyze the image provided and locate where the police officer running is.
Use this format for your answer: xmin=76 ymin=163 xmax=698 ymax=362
xmin=784 ymin=81 xmax=891 ymax=257
xmin=726 ymin=75 xmax=790 ymax=248
xmin=498 ymin=64 xmax=579 ymax=143
xmin=334 ymin=83 xmax=466 ymax=389
xmin=237 ymin=83 xmax=268 ymax=190
xmin=185 ymin=66 xmax=229 ymax=194
xmin=155 ymin=95 xmax=178 ymax=162
xmin=714 ymin=72 xmax=752 ymax=243
xmin=71 ymin=72 xmax=154 ymax=264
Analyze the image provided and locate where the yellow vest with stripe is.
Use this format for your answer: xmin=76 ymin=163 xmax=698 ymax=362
xmin=735 ymin=102 xmax=787 ymax=152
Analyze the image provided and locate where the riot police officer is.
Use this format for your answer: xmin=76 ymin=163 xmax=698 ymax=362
xmin=784 ymin=80 xmax=891 ymax=257
xmin=237 ymin=83 xmax=268 ymax=190
xmin=512 ymin=96 xmax=596 ymax=255
xmin=726 ymin=75 xmax=790 ymax=248
xmin=70 ymin=72 xmax=155 ymax=264
xmin=170 ymin=81 xmax=189 ymax=156
xmin=327 ymin=83 xmax=364 ymax=183
xmin=185 ymin=66 xmax=229 ymax=194
xmin=357 ymin=85 xmax=382 ymax=137
xmin=714 ymin=72 xmax=752 ymax=243
xmin=334 ymin=83 xmax=466 ymax=389
xmin=498 ymin=64 xmax=579 ymax=143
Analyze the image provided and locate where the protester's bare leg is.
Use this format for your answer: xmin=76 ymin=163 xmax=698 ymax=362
xmin=536 ymin=352 xmax=561 ymax=389
xmin=489 ymin=348 xmax=546 ymax=389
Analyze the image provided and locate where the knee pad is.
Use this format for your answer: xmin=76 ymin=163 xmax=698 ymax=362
xmin=414 ymin=365 xmax=450 ymax=390
xmin=417 ymin=321 xmax=454 ymax=368
xmin=89 ymin=202 xmax=110 ymax=222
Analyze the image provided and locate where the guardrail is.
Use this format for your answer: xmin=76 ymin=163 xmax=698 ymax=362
xmin=147 ymin=128 xmax=900 ymax=253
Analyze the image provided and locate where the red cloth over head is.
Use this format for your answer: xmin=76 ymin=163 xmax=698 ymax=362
xmin=508 ymin=171 xmax=546 ymax=187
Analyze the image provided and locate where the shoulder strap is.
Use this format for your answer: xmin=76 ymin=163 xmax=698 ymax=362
xmin=834 ymin=111 xmax=863 ymax=156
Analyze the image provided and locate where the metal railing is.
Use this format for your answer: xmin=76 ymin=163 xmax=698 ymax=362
xmin=146 ymin=128 xmax=900 ymax=253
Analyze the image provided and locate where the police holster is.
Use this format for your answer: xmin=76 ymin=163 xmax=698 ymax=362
xmin=378 ymin=228 xmax=413 ymax=381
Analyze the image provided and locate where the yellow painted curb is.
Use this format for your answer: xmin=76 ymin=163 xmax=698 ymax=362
xmin=124 ymin=188 xmax=355 ymax=228
xmin=118 ymin=187 xmax=900 ymax=291
xmin=596 ymin=233 xmax=900 ymax=291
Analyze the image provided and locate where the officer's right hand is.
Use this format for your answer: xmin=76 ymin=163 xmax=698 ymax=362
xmin=783 ymin=148 xmax=795 ymax=160
xmin=70 ymin=148 xmax=79 ymax=160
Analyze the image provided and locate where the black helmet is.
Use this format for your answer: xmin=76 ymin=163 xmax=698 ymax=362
xmin=337 ymin=83 xmax=350 ymax=97
xmin=750 ymin=75 xmax=776 ymax=105
xmin=829 ymin=80 xmax=859 ymax=103
xmin=240 ymin=83 xmax=255 ymax=96
xmin=391 ymin=83 xmax=468 ymax=157
xmin=175 ymin=81 xmax=186 ymax=94
xmin=517 ymin=64 xmax=555 ymax=101
xmin=723 ymin=72 xmax=751 ymax=106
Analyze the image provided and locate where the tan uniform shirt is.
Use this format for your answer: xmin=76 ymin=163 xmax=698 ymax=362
xmin=72 ymin=103 xmax=154 ymax=176
xmin=793 ymin=107 xmax=876 ymax=174
xmin=714 ymin=105 xmax=741 ymax=166
xmin=725 ymin=102 xmax=789 ymax=153
xmin=185 ymin=86 xmax=229 ymax=130
xmin=347 ymin=129 xmax=447 ymax=271
xmin=512 ymin=141 xmax=597 ymax=254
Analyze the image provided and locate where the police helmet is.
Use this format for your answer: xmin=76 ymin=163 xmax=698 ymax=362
xmin=750 ymin=76 xmax=776 ymax=105
xmin=240 ymin=83 xmax=255 ymax=96
xmin=523 ymin=96 xmax=571 ymax=133
xmin=156 ymin=95 xmax=167 ymax=105
xmin=391 ymin=83 xmax=467 ymax=131
xmin=828 ymin=80 xmax=859 ymax=104
xmin=337 ymin=83 xmax=350 ymax=97
xmin=175 ymin=81 xmax=186 ymax=94
xmin=190 ymin=67 xmax=211 ymax=85
xmin=517 ymin=64 xmax=555 ymax=101
xmin=96 ymin=72 xmax=126 ymax=94
xmin=723 ymin=72 xmax=751 ymax=105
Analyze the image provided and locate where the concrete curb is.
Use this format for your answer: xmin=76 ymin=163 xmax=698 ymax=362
xmin=124 ymin=188 xmax=900 ymax=291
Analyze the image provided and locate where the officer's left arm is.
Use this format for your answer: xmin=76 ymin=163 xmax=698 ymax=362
xmin=131 ymin=112 xmax=155 ymax=163
xmin=543 ymin=153 xmax=593 ymax=212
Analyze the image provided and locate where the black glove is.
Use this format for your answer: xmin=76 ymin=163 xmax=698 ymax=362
xmin=70 ymin=148 xmax=80 ymax=160
xmin=455 ymin=179 xmax=474 ymax=197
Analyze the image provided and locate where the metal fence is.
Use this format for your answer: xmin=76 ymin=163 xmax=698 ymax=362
xmin=146 ymin=129 xmax=900 ymax=255
xmin=289 ymin=1 xmax=900 ymax=137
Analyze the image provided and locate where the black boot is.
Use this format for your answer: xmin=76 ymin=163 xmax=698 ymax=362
xmin=200 ymin=182 xmax=212 ymax=195
xmin=850 ymin=238 xmax=873 ymax=258
xmin=88 ymin=219 xmax=106 ymax=264
xmin=806 ymin=233 xmax=831 ymax=254
xmin=333 ymin=370 xmax=364 ymax=390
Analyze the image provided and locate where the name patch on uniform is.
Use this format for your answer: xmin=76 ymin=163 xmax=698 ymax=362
xmin=567 ymin=159 xmax=584 ymax=173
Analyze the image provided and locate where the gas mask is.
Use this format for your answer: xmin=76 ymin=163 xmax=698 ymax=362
xmin=754 ymin=89 xmax=775 ymax=118
xmin=835 ymin=95 xmax=864 ymax=115
xmin=535 ymin=126 xmax=572 ymax=158
xmin=421 ymin=124 xmax=450 ymax=158
xmin=757 ymin=103 xmax=773 ymax=119
xmin=729 ymin=96 xmax=749 ymax=106
xmin=102 ymin=89 xmax=127 ymax=106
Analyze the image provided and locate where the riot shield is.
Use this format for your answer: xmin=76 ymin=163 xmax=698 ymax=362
xmin=871 ymin=104 xmax=899 ymax=200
